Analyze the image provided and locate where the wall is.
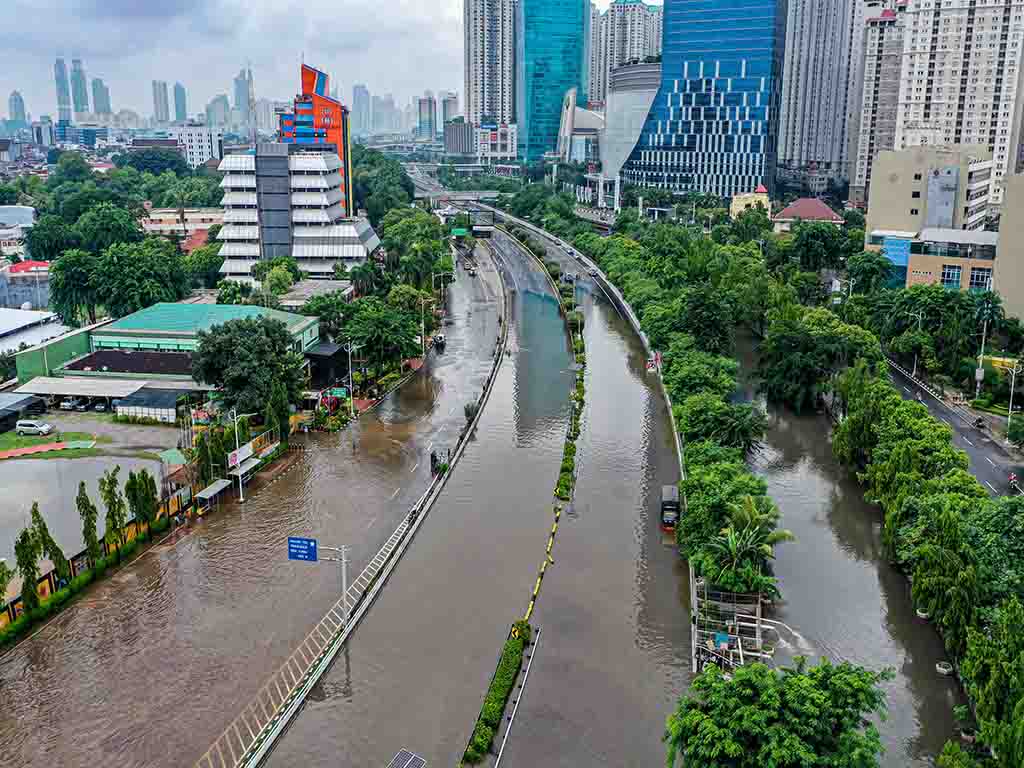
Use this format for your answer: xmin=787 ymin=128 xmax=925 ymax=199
xmin=995 ymin=173 xmax=1024 ymax=322
xmin=15 ymin=326 xmax=94 ymax=383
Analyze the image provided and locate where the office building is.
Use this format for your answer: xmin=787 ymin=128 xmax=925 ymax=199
xmin=895 ymin=0 xmax=1024 ymax=205
xmin=8 ymin=91 xmax=26 ymax=124
xmin=277 ymin=64 xmax=354 ymax=217
xmin=54 ymin=58 xmax=72 ymax=123
xmin=445 ymin=118 xmax=476 ymax=155
xmin=865 ymin=145 xmax=994 ymax=284
xmin=622 ymin=0 xmax=786 ymax=198
xmin=465 ymin=0 xmax=518 ymax=127
xmin=597 ymin=61 xmax=661 ymax=195
xmin=352 ymin=84 xmax=371 ymax=135
xmin=441 ymin=91 xmax=459 ymax=124
xmin=90 ymin=78 xmax=111 ymax=115
xmin=70 ymin=59 xmax=89 ymax=115
xmin=174 ymin=83 xmax=187 ymax=123
xmin=168 ymin=122 xmax=224 ymax=168
xmin=417 ymin=91 xmax=437 ymax=139
xmin=516 ymin=0 xmax=591 ymax=161
xmin=205 ymin=94 xmax=230 ymax=127
xmin=233 ymin=68 xmax=253 ymax=129
xmin=32 ymin=119 xmax=55 ymax=147
xmin=848 ymin=4 xmax=905 ymax=205
xmin=152 ymin=80 xmax=170 ymax=124
xmin=588 ymin=0 xmax=663 ymax=104
xmin=217 ymin=143 xmax=379 ymax=282
xmin=55 ymin=123 xmax=108 ymax=148
xmin=476 ymin=123 xmax=518 ymax=163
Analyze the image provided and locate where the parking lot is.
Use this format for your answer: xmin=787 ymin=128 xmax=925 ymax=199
xmin=44 ymin=411 xmax=179 ymax=451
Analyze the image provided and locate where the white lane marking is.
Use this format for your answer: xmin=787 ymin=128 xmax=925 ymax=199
xmin=365 ymin=516 xmax=377 ymax=529
xmin=964 ymin=437 xmax=974 ymax=447
xmin=986 ymin=481 xmax=997 ymax=492
xmin=427 ymin=441 xmax=433 ymax=452
xmin=986 ymin=457 xmax=996 ymax=467
xmin=903 ymin=386 xmax=911 ymax=393
xmin=390 ymin=487 xmax=400 ymax=500
xmin=411 ymin=462 xmax=419 ymax=473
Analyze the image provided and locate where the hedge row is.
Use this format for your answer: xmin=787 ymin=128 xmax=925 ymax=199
xmin=461 ymin=621 xmax=532 ymax=764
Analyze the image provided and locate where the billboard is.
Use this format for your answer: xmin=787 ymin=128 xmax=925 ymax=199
xmin=228 ymin=441 xmax=254 ymax=469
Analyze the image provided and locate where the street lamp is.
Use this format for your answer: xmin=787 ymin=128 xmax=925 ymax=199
xmin=343 ymin=341 xmax=362 ymax=420
xmin=976 ymin=276 xmax=995 ymax=399
xmin=1007 ymin=361 xmax=1023 ymax=446
xmin=905 ymin=310 xmax=924 ymax=379
xmin=319 ymin=545 xmax=351 ymax=623
xmin=432 ymin=270 xmax=454 ymax=311
xmin=228 ymin=408 xmax=256 ymax=503
xmin=420 ymin=296 xmax=437 ymax=358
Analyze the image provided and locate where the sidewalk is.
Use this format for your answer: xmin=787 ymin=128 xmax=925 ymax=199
xmin=0 ymin=440 xmax=96 ymax=460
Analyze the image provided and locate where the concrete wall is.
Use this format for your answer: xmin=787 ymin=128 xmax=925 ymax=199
xmin=0 ymin=272 xmax=51 ymax=310
xmin=996 ymin=174 xmax=1024 ymax=322
xmin=15 ymin=326 xmax=94 ymax=383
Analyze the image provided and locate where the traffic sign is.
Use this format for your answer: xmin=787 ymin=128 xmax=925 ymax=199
xmin=288 ymin=536 xmax=318 ymax=562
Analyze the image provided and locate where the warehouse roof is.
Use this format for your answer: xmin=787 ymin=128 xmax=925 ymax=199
xmin=100 ymin=303 xmax=315 ymax=337
xmin=13 ymin=376 xmax=146 ymax=398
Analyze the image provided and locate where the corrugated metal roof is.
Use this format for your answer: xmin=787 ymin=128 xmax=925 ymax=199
xmin=100 ymin=303 xmax=314 ymax=336
xmin=918 ymin=227 xmax=999 ymax=246
xmin=14 ymin=376 xmax=146 ymax=398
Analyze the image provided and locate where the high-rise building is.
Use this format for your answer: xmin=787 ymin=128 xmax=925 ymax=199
xmin=352 ymin=84 xmax=371 ymax=135
xmin=32 ymin=118 xmax=55 ymax=147
xmin=417 ymin=91 xmax=437 ymax=139
xmin=233 ymin=68 xmax=253 ymax=127
xmin=70 ymin=58 xmax=89 ymax=115
xmin=168 ymin=122 xmax=224 ymax=168
xmin=849 ymin=4 xmax=906 ymax=205
xmin=152 ymin=80 xmax=170 ymax=124
xmin=218 ymin=144 xmax=379 ymax=282
xmin=441 ymin=91 xmax=459 ymax=124
xmin=54 ymin=58 xmax=72 ymax=123
xmin=622 ymin=0 xmax=786 ymax=197
xmin=516 ymin=0 xmax=591 ymax=161
xmin=8 ymin=91 xmax=26 ymax=124
xmin=588 ymin=0 xmax=663 ymax=105
xmin=895 ymin=0 xmax=1024 ymax=204
xmin=464 ymin=0 xmax=517 ymax=126
xmin=205 ymin=94 xmax=230 ymax=127
xmin=91 ymin=78 xmax=111 ymax=115
xmin=777 ymin=0 xmax=859 ymax=191
xmin=277 ymin=64 xmax=354 ymax=217
xmin=174 ymin=83 xmax=188 ymax=122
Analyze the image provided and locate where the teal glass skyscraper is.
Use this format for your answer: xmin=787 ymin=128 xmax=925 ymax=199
xmin=622 ymin=0 xmax=786 ymax=197
xmin=516 ymin=0 xmax=590 ymax=161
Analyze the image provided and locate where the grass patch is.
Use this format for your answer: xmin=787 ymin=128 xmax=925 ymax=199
xmin=0 ymin=430 xmax=94 ymax=452
xmin=14 ymin=447 xmax=105 ymax=461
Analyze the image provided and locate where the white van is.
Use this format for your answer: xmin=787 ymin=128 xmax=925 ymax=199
xmin=16 ymin=420 xmax=53 ymax=436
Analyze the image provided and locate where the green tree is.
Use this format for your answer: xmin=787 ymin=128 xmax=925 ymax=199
xmin=252 ymin=255 xmax=302 ymax=284
xmin=14 ymin=526 xmax=41 ymax=612
xmin=664 ymin=659 xmax=890 ymax=768
xmin=125 ymin=469 xmax=159 ymax=540
xmin=118 ymin=148 xmax=190 ymax=176
xmin=75 ymin=202 xmax=142 ymax=254
xmin=49 ymin=151 xmax=93 ymax=185
xmin=183 ymin=243 xmax=225 ymax=288
xmin=847 ymin=250 xmax=895 ymax=294
xmin=268 ymin=379 xmax=291 ymax=444
xmin=0 ymin=184 xmax=18 ymax=205
xmin=93 ymin=237 xmax=189 ymax=317
xmin=662 ymin=349 xmax=738 ymax=400
xmin=264 ymin=265 xmax=294 ymax=295
xmin=192 ymin=316 xmax=306 ymax=412
xmin=347 ymin=296 xmax=420 ymax=375
xmin=676 ymin=393 xmax=765 ymax=455
xmin=77 ymin=481 xmax=102 ymax=567
xmin=216 ymin=279 xmax=252 ymax=305
xmin=791 ymin=221 xmax=846 ymax=272
xmin=30 ymin=502 xmax=69 ymax=584
xmin=48 ymin=248 xmax=100 ymax=325
xmin=302 ymin=291 xmax=357 ymax=341
xmin=99 ymin=466 xmax=128 ymax=562
xmin=24 ymin=214 xmax=81 ymax=261
xmin=0 ymin=558 xmax=13 ymax=603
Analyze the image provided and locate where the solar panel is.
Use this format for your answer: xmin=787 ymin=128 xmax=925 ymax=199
xmin=385 ymin=749 xmax=426 ymax=768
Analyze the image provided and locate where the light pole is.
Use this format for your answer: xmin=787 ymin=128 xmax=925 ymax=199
xmin=320 ymin=545 xmax=350 ymax=623
xmin=419 ymin=296 xmax=437 ymax=358
xmin=432 ymin=270 xmax=453 ymax=311
xmin=976 ymin=277 xmax=994 ymax=399
xmin=229 ymin=408 xmax=256 ymax=503
xmin=1008 ymin=361 xmax=1022 ymax=445
xmin=343 ymin=341 xmax=362 ymax=420
xmin=905 ymin=310 xmax=924 ymax=379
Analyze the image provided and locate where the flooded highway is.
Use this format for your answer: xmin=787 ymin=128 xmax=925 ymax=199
xmin=0 ymin=247 xmax=503 ymax=767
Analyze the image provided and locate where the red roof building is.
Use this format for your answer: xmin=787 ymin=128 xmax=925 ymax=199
xmin=772 ymin=198 xmax=844 ymax=233
xmin=8 ymin=260 xmax=49 ymax=274
xmin=181 ymin=229 xmax=210 ymax=253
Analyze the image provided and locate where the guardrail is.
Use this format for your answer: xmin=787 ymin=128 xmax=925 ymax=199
xmin=193 ymin=240 xmax=512 ymax=768
xmin=885 ymin=356 xmax=978 ymax=426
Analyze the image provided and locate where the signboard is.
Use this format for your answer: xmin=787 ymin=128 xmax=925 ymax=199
xmin=228 ymin=441 xmax=254 ymax=470
xmin=287 ymin=536 xmax=318 ymax=562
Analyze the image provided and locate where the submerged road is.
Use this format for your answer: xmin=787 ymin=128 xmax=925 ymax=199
xmin=0 ymin=250 xmax=501 ymax=767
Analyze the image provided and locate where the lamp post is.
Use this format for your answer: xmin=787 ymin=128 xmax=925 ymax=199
xmin=905 ymin=310 xmax=924 ymax=379
xmin=976 ymin=276 xmax=994 ymax=399
xmin=432 ymin=270 xmax=453 ymax=311
xmin=420 ymin=296 xmax=437 ymax=358
xmin=320 ymin=545 xmax=350 ymax=623
xmin=1008 ymin=361 xmax=1023 ymax=445
xmin=343 ymin=341 xmax=362 ymax=420
xmin=228 ymin=408 xmax=256 ymax=503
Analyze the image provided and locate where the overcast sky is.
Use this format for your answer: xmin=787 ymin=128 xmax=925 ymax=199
xmin=4 ymin=0 xmax=621 ymax=121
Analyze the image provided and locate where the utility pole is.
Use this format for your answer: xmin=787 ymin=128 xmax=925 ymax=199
xmin=343 ymin=341 xmax=362 ymax=420
xmin=977 ymin=277 xmax=994 ymax=399
xmin=907 ymin=310 xmax=924 ymax=379
xmin=1008 ymin=361 xmax=1022 ymax=445
xmin=229 ymin=408 xmax=255 ymax=502
xmin=420 ymin=297 xmax=437 ymax=358
xmin=320 ymin=545 xmax=350 ymax=623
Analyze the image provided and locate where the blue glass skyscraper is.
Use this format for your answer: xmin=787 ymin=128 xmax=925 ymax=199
xmin=516 ymin=0 xmax=590 ymax=162
xmin=622 ymin=0 xmax=786 ymax=197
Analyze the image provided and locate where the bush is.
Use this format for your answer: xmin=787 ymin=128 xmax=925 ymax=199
xmin=463 ymin=623 xmax=531 ymax=762
xmin=555 ymin=471 xmax=574 ymax=500
xmin=573 ymin=338 xmax=585 ymax=354
xmin=545 ymin=261 xmax=562 ymax=280
xmin=560 ymin=456 xmax=575 ymax=475
xmin=575 ymin=353 xmax=586 ymax=367
xmin=377 ymin=371 xmax=404 ymax=390
xmin=151 ymin=515 xmax=170 ymax=535
xmin=464 ymin=401 xmax=480 ymax=423
xmin=564 ymin=441 xmax=577 ymax=459
xmin=470 ymin=723 xmax=494 ymax=754
xmin=0 ymin=614 xmax=30 ymax=646
xmin=114 ymin=414 xmax=169 ymax=426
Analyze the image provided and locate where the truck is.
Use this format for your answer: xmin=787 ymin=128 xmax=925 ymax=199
xmin=660 ymin=484 xmax=680 ymax=530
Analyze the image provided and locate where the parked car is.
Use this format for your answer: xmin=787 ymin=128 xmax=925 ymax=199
xmin=469 ymin=268 xmax=477 ymax=277
xmin=74 ymin=399 xmax=89 ymax=411
xmin=588 ymin=268 xmax=598 ymax=277
xmin=60 ymin=397 xmax=81 ymax=411
xmin=94 ymin=401 xmax=107 ymax=412
xmin=16 ymin=420 xmax=53 ymax=436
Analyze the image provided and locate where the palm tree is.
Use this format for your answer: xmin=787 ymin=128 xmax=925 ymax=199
xmin=727 ymin=495 xmax=795 ymax=547
xmin=350 ymin=262 xmax=378 ymax=296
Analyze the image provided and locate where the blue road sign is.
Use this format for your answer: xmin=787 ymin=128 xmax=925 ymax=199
xmin=288 ymin=536 xmax=318 ymax=562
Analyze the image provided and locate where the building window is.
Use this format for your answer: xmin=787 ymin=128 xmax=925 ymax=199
xmin=969 ymin=266 xmax=993 ymax=291
xmin=914 ymin=172 xmax=923 ymax=180
xmin=941 ymin=264 xmax=962 ymax=289
xmin=911 ymin=208 xmax=920 ymax=215
xmin=912 ymin=190 xmax=921 ymax=198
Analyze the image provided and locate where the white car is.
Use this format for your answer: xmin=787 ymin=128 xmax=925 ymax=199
xmin=60 ymin=398 xmax=80 ymax=411
xmin=16 ymin=420 xmax=53 ymax=436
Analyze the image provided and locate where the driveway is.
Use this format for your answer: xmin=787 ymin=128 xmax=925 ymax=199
xmin=46 ymin=411 xmax=179 ymax=452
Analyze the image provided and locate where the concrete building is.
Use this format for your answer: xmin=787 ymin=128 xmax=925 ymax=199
xmin=476 ymin=123 xmax=518 ymax=163
xmin=417 ymin=91 xmax=437 ymax=140
xmin=70 ymin=59 xmax=89 ymax=116
xmin=995 ymin=173 xmax=1024 ymax=320
xmin=233 ymin=68 xmax=253 ymax=132
xmin=56 ymin=124 xmax=107 ymax=148
xmin=865 ymin=145 xmax=994 ymax=283
xmin=141 ymin=208 xmax=223 ymax=237
xmin=0 ymin=140 xmax=21 ymax=164
xmin=217 ymin=144 xmax=379 ymax=282
xmin=7 ymin=91 xmax=26 ymax=124
xmin=168 ymin=122 xmax=224 ymax=168
xmin=441 ymin=91 xmax=459 ymax=124
xmin=772 ymin=197 xmax=844 ymax=233
xmin=54 ymin=58 xmax=72 ymax=123
xmin=0 ymin=262 xmax=51 ymax=310
xmin=174 ymin=83 xmax=188 ymax=123
xmin=0 ymin=308 xmax=66 ymax=355
xmin=557 ymin=87 xmax=604 ymax=163
xmin=730 ymin=185 xmax=771 ymax=219
xmin=91 ymin=78 xmax=111 ymax=115
xmin=464 ymin=0 xmax=518 ymax=127
xmin=849 ymin=3 xmax=906 ymax=205
xmin=31 ymin=119 xmax=55 ymax=147
xmin=445 ymin=119 xmax=476 ymax=155
xmin=205 ymin=94 xmax=230 ymax=127
xmin=0 ymin=206 xmax=35 ymax=260
xmin=622 ymin=0 xmax=786 ymax=197
xmin=152 ymin=80 xmax=170 ymax=124
xmin=588 ymin=0 xmax=662 ymax=105
xmin=597 ymin=61 xmax=661 ymax=206
xmin=352 ymin=84 xmax=371 ymax=135
xmin=517 ymin=0 xmax=591 ymax=161
xmin=895 ymin=0 xmax=1024 ymax=205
